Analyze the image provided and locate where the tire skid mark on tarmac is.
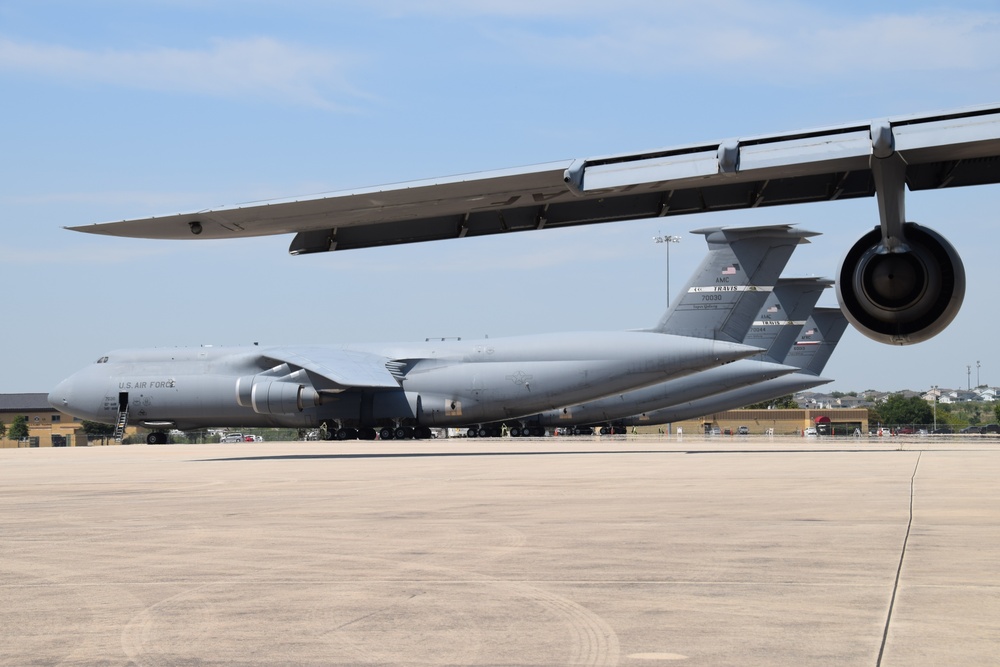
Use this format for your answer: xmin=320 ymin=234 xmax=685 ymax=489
xmin=497 ymin=580 xmax=621 ymax=667
xmin=329 ymin=550 xmax=622 ymax=666
xmin=120 ymin=582 xmax=218 ymax=667
xmin=1 ymin=557 xmax=147 ymax=666
xmin=112 ymin=550 xmax=620 ymax=666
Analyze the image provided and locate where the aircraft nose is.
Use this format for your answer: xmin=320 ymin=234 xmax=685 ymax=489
xmin=48 ymin=376 xmax=75 ymax=411
xmin=49 ymin=367 xmax=111 ymax=422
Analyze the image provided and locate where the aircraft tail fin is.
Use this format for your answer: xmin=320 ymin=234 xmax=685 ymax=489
xmin=782 ymin=307 xmax=850 ymax=376
xmin=653 ymin=225 xmax=819 ymax=342
xmin=742 ymin=278 xmax=833 ymax=364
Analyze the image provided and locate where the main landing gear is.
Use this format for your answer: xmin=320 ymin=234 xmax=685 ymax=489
xmin=320 ymin=424 xmax=432 ymax=441
xmin=377 ymin=426 xmax=433 ymax=440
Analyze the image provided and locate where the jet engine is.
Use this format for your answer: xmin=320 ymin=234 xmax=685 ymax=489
xmin=836 ymin=223 xmax=965 ymax=345
xmin=236 ymin=377 xmax=320 ymax=415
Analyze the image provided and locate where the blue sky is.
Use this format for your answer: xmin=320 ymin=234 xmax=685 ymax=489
xmin=3 ymin=1 xmax=1000 ymax=395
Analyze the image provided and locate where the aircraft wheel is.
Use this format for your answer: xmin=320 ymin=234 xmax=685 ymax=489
xmin=379 ymin=427 xmax=394 ymax=440
xmin=336 ymin=428 xmax=350 ymax=440
xmin=359 ymin=428 xmax=377 ymax=441
xmin=510 ymin=427 xmax=521 ymax=437
xmin=467 ymin=428 xmax=478 ymax=438
xmin=478 ymin=427 xmax=489 ymax=438
xmin=394 ymin=427 xmax=408 ymax=440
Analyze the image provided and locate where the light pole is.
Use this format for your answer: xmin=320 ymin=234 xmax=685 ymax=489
xmin=653 ymin=234 xmax=682 ymax=307
xmin=967 ymin=365 xmax=972 ymax=390
xmin=977 ymin=360 xmax=981 ymax=388
xmin=932 ymin=385 xmax=938 ymax=431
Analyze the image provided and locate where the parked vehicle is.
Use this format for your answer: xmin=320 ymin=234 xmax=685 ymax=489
xmin=737 ymin=425 xmax=750 ymax=435
xmin=960 ymin=426 xmax=982 ymax=434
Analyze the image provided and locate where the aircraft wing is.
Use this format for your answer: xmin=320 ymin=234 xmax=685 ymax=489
xmin=260 ymin=346 xmax=402 ymax=391
xmin=68 ymin=103 xmax=1000 ymax=255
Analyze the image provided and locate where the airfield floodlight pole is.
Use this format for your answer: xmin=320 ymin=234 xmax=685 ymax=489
xmin=653 ymin=234 xmax=682 ymax=307
xmin=977 ymin=360 xmax=981 ymax=388
xmin=967 ymin=365 xmax=972 ymax=390
xmin=932 ymin=385 xmax=938 ymax=431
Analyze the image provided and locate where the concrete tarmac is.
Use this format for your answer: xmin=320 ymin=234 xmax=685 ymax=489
xmin=2 ymin=436 xmax=998 ymax=666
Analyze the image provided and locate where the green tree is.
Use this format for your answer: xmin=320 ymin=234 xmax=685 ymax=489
xmin=743 ymin=394 xmax=799 ymax=409
xmin=81 ymin=420 xmax=116 ymax=445
xmin=875 ymin=394 xmax=933 ymax=426
xmin=994 ymin=402 xmax=1000 ymax=424
xmin=867 ymin=404 xmax=884 ymax=426
xmin=0 ymin=420 xmax=6 ymax=441
xmin=970 ymin=407 xmax=983 ymax=426
xmin=8 ymin=416 xmax=29 ymax=441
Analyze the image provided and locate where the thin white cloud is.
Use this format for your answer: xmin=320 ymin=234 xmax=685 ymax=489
xmin=0 ymin=36 xmax=365 ymax=110
xmin=365 ymin=1 xmax=1000 ymax=78
xmin=496 ymin=9 xmax=1000 ymax=78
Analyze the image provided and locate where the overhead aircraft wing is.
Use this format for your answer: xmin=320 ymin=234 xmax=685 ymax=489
xmin=259 ymin=346 xmax=402 ymax=391
xmin=68 ymin=103 xmax=1000 ymax=255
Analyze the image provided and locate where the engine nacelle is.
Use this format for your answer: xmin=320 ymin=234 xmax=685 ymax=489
xmin=240 ymin=379 xmax=320 ymax=415
xmin=836 ymin=223 xmax=965 ymax=345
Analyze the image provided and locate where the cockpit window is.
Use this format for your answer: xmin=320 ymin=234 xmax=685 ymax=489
xmin=96 ymin=356 xmax=109 ymax=364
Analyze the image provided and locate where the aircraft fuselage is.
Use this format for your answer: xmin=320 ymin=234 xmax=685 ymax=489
xmin=49 ymin=333 xmax=757 ymax=431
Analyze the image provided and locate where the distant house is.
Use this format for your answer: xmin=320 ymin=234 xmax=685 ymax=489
xmin=833 ymin=395 xmax=869 ymax=408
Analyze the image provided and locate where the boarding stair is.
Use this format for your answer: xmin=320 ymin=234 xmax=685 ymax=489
xmin=113 ymin=405 xmax=129 ymax=442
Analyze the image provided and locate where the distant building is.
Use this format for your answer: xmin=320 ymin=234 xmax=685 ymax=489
xmin=661 ymin=408 xmax=868 ymax=437
xmin=1 ymin=393 xmax=93 ymax=447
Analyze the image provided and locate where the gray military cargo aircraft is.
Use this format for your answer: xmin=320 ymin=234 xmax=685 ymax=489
xmin=507 ymin=277 xmax=832 ymax=435
xmin=66 ymin=104 xmax=1000 ymax=345
xmin=48 ymin=225 xmax=811 ymax=444
xmin=620 ymin=307 xmax=850 ymax=428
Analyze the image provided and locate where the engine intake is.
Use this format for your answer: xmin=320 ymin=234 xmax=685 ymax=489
xmin=836 ymin=223 xmax=965 ymax=345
